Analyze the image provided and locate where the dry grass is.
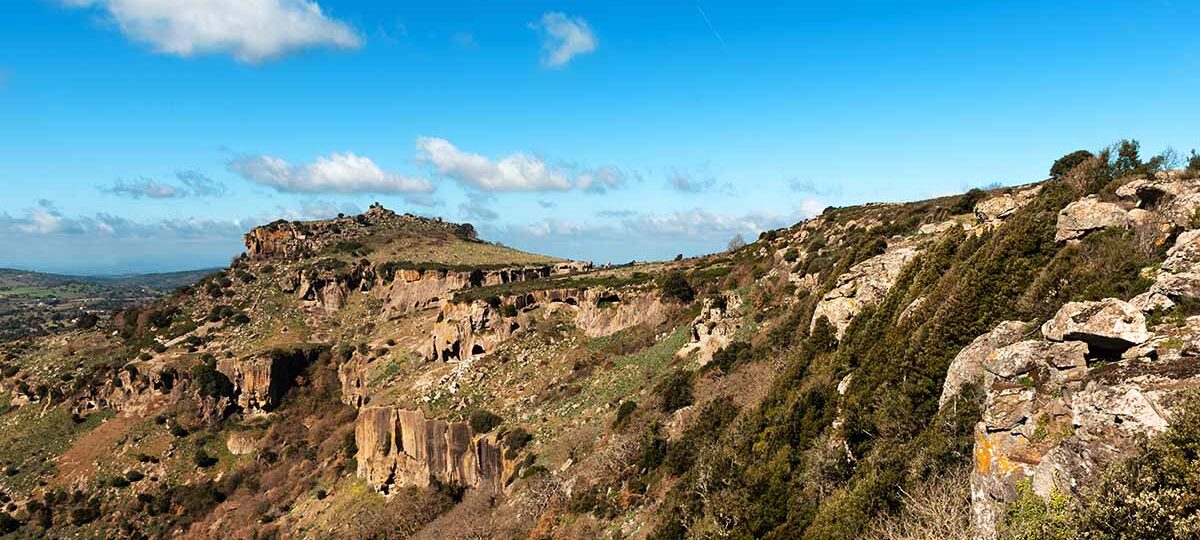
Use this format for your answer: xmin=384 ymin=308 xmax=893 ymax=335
xmin=866 ymin=467 xmax=975 ymax=540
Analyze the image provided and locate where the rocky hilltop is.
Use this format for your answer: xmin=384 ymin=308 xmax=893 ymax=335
xmin=1 ymin=144 xmax=1200 ymax=539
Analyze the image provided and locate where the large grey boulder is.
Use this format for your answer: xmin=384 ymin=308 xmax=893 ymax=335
xmin=974 ymin=185 xmax=1042 ymax=225
xmin=1040 ymin=298 xmax=1150 ymax=355
xmin=1115 ymin=173 xmax=1200 ymax=227
xmin=811 ymin=244 xmax=921 ymax=338
xmin=939 ymin=321 xmax=1033 ymax=409
xmin=1054 ymin=196 xmax=1131 ymax=242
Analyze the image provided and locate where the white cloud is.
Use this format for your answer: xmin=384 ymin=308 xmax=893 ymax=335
xmin=530 ymin=12 xmax=597 ymax=68
xmin=99 ymin=171 xmax=227 ymax=199
xmin=230 ymin=152 xmax=433 ymax=194
xmin=416 ymin=136 xmax=623 ymax=193
xmin=62 ymin=0 xmax=362 ymax=63
xmin=100 ymin=178 xmax=181 ymax=199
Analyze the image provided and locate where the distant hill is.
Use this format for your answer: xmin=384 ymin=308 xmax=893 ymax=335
xmin=0 ymin=267 xmax=215 ymax=341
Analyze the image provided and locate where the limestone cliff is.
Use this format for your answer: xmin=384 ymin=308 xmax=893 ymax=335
xmin=355 ymin=406 xmax=510 ymax=494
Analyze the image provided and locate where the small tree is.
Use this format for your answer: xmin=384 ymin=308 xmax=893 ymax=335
xmin=727 ymin=234 xmax=747 ymax=252
xmin=1112 ymin=139 xmax=1147 ymax=177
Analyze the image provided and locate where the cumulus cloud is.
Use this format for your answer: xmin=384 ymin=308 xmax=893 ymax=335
xmin=529 ymin=12 xmax=597 ymax=68
xmin=416 ymin=136 xmax=622 ymax=193
xmin=61 ymin=0 xmax=362 ymax=63
xmin=100 ymin=170 xmax=227 ymax=199
xmin=230 ymin=152 xmax=433 ymax=194
xmin=0 ymin=200 xmax=242 ymax=239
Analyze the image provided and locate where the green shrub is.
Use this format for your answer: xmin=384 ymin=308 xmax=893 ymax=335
xmin=0 ymin=512 xmax=18 ymax=534
xmin=190 ymin=361 xmax=234 ymax=399
xmin=613 ymin=400 xmax=637 ymax=429
xmin=504 ymin=427 xmax=533 ymax=459
xmin=1001 ymin=479 xmax=1077 ymax=540
xmin=125 ymin=470 xmax=145 ymax=482
xmin=710 ymin=341 xmax=753 ymax=373
xmin=1050 ymin=150 xmax=1094 ymax=179
xmin=1076 ymin=393 xmax=1200 ymax=539
xmin=193 ymin=449 xmax=217 ymax=468
xmin=659 ymin=271 xmax=696 ymax=303
xmin=468 ymin=410 xmax=503 ymax=434
xmin=655 ymin=370 xmax=694 ymax=413
xmin=951 ymin=188 xmax=987 ymax=214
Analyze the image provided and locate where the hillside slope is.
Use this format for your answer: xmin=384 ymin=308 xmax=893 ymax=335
xmin=1 ymin=150 xmax=1200 ymax=539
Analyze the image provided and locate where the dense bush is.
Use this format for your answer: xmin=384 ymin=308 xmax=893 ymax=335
xmin=655 ymin=371 xmax=694 ymax=413
xmin=659 ymin=271 xmax=696 ymax=304
xmin=1001 ymin=479 xmax=1076 ymax=540
xmin=1049 ymin=150 xmax=1094 ymax=179
xmin=613 ymin=400 xmax=638 ymax=429
xmin=468 ymin=409 xmax=503 ymax=434
xmin=190 ymin=361 xmax=234 ymax=399
xmin=709 ymin=341 xmax=753 ymax=374
xmin=950 ymin=188 xmax=987 ymax=215
xmin=1075 ymin=393 xmax=1200 ymax=539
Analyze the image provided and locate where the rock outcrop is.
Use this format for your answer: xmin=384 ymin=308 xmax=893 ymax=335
xmin=939 ymin=320 xmax=1033 ymax=409
xmin=355 ymin=407 xmax=510 ymax=494
xmin=427 ymin=288 xmax=668 ymax=362
xmin=1054 ymin=196 xmax=1131 ymax=242
xmin=1040 ymin=298 xmax=1150 ymax=355
xmin=217 ymin=347 xmax=320 ymax=414
xmin=1114 ymin=171 xmax=1200 ymax=227
xmin=677 ymin=293 xmax=744 ymax=365
xmin=974 ymin=186 xmax=1042 ymax=225
xmin=968 ymin=304 xmax=1200 ymax=538
xmin=1148 ymin=229 xmax=1200 ymax=300
xmin=812 ymin=242 xmax=921 ymax=338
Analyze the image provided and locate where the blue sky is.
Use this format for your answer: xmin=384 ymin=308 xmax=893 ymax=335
xmin=1 ymin=0 xmax=1198 ymax=274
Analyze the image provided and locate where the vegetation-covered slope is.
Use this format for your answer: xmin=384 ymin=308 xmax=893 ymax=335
xmin=0 ymin=143 xmax=1199 ymax=539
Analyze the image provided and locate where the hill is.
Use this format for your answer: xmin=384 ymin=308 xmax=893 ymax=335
xmin=1 ymin=148 xmax=1200 ymax=539
xmin=0 ymin=268 xmax=214 ymax=342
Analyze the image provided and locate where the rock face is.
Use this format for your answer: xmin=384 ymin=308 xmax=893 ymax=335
xmin=427 ymin=288 xmax=668 ymax=362
xmin=1114 ymin=172 xmax=1200 ymax=227
xmin=968 ymin=311 xmax=1200 ymax=538
xmin=974 ymin=186 xmax=1042 ymax=225
xmin=1148 ymin=229 xmax=1200 ymax=300
xmin=226 ymin=431 xmax=260 ymax=456
xmin=217 ymin=348 xmax=320 ymax=414
xmin=812 ymin=243 xmax=921 ymax=338
xmin=676 ymin=293 xmax=743 ymax=365
xmin=1040 ymin=298 xmax=1150 ymax=355
xmin=375 ymin=263 xmax=590 ymax=317
xmin=939 ymin=321 xmax=1033 ymax=409
xmin=355 ymin=406 xmax=509 ymax=494
xmin=1054 ymin=196 xmax=1131 ymax=242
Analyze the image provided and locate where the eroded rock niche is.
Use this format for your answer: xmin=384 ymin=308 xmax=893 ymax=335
xmin=355 ymin=407 xmax=510 ymax=494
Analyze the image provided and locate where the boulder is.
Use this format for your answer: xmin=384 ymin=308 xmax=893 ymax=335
xmin=226 ymin=431 xmax=260 ymax=456
xmin=812 ymin=243 xmax=922 ymax=338
xmin=1115 ymin=174 xmax=1200 ymax=226
xmin=1151 ymin=229 xmax=1200 ymax=301
xmin=1040 ymin=299 xmax=1150 ymax=355
xmin=974 ymin=185 xmax=1042 ymax=225
xmin=1054 ymin=196 xmax=1131 ymax=242
xmin=939 ymin=321 xmax=1033 ymax=409
xmin=677 ymin=293 xmax=744 ymax=365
